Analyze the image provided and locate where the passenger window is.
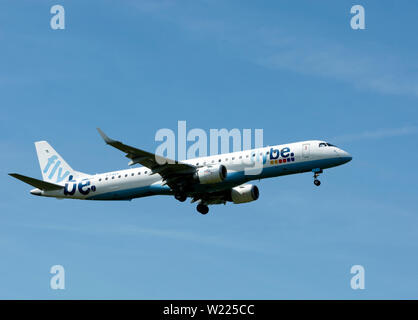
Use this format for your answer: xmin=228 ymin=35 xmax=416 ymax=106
xmin=218 ymin=159 xmax=221 ymax=162
xmin=131 ymin=173 xmax=134 ymax=176
xmin=125 ymin=174 xmax=128 ymax=177
xmin=112 ymin=176 xmax=115 ymax=179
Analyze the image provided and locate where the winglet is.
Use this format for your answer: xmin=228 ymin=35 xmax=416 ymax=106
xmin=97 ymin=128 xmax=115 ymax=144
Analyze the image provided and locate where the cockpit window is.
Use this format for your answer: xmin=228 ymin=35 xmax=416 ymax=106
xmin=319 ymin=142 xmax=337 ymax=147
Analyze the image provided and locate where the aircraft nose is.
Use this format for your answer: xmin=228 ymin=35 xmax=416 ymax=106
xmin=339 ymin=149 xmax=352 ymax=163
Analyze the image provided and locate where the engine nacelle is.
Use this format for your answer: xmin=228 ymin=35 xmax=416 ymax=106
xmin=194 ymin=165 xmax=227 ymax=184
xmin=230 ymin=184 xmax=259 ymax=204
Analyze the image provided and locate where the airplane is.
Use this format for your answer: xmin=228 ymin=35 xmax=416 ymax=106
xmin=9 ymin=128 xmax=352 ymax=215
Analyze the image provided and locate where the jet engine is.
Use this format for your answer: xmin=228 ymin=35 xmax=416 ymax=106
xmin=194 ymin=165 xmax=227 ymax=184
xmin=230 ymin=184 xmax=259 ymax=204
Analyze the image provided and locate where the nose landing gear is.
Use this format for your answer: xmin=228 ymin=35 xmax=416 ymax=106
xmin=312 ymin=168 xmax=323 ymax=187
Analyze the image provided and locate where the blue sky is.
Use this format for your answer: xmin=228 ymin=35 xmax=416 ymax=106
xmin=1 ymin=0 xmax=417 ymax=299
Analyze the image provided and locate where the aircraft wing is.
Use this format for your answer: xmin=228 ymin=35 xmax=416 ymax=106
xmin=97 ymin=128 xmax=196 ymax=185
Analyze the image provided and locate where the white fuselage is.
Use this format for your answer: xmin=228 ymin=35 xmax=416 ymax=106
xmin=33 ymin=140 xmax=352 ymax=201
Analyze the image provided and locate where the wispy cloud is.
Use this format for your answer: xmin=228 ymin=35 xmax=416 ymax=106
xmin=253 ymin=24 xmax=418 ymax=97
xmin=127 ymin=0 xmax=175 ymax=13
xmin=256 ymin=37 xmax=418 ymax=97
xmin=331 ymin=125 xmax=418 ymax=143
xmin=128 ymin=2 xmax=418 ymax=98
xmin=16 ymin=222 xmax=270 ymax=254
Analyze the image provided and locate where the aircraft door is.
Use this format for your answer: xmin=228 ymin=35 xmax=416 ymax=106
xmin=302 ymin=143 xmax=310 ymax=159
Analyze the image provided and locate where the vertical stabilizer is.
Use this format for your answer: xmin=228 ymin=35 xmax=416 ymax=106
xmin=34 ymin=141 xmax=88 ymax=184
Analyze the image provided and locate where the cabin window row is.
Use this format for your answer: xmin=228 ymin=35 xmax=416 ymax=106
xmin=98 ymin=151 xmax=274 ymax=180
xmin=98 ymin=170 xmax=148 ymax=182
xmin=194 ymin=151 xmax=270 ymax=166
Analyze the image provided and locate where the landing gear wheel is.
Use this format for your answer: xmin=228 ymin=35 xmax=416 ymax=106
xmin=312 ymin=169 xmax=323 ymax=187
xmin=197 ymin=204 xmax=209 ymax=215
xmin=175 ymin=193 xmax=187 ymax=202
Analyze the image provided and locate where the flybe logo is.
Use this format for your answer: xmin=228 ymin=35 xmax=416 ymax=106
xmin=64 ymin=177 xmax=96 ymax=196
xmin=43 ymin=155 xmax=70 ymax=183
xmin=268 ymin=147 xmax=295 ymax=165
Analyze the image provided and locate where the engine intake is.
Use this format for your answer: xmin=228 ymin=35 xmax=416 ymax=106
xmin=230 ymin=184 xmax=259 ymax=204
xmin=195 ymin=165 xmax=227 ymax=184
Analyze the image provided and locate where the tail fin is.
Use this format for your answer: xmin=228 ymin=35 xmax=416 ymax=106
xmin=34 ymin=141 xmax=89 ymax=184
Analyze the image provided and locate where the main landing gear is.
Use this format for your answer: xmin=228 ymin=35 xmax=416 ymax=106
xmin=174 ymin=193 xmax=187 ymax=202
xmin=196 ymin=203 xmax=209 ymax=215
xmin=312 ymin=168 xmax=323 ymax=187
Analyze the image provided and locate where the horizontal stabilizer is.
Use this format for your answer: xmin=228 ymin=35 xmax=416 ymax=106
xmin=9 ymin=173 xmax=64 ymax=191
